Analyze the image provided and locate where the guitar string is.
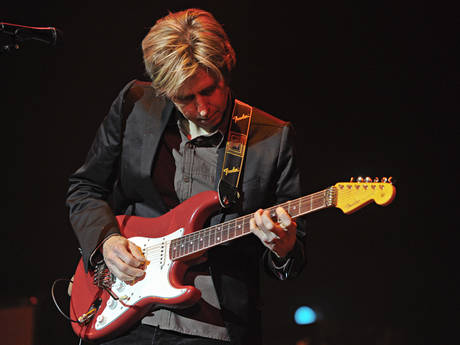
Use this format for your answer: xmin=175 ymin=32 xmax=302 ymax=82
xmin=139 ymin=191 xmax=330 ymax=258
xmin=142 ymin=188 xmax=338 ymax=259
xmin=142 ymin=190 xmax=329 ymax=255
xmin=140 ymin=186 xmax=384 ymax=260
xmin=145 ymin=195 xmax=326 ymax=255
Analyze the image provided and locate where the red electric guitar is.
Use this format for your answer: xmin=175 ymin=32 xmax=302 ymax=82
xmin=69 ymin=178 xmax=396 ymax=341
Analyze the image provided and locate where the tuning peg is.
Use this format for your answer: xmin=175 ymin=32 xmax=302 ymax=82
xmin=365 ymin=177 xmax=372 ymax=183
xmin=356 ymin=176 xmax=363 ymax=183
xmin=381 ymin=177 xmax=387 ymax=183
xmin=374 ymin=177 xmax=379 ymax=182
xmin=350 ymin=177 xmax=354 ymax=182
xmin=388 ymin=176 xmax=393 ymax=183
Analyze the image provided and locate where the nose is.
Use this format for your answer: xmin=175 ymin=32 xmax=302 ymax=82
xmin=195 ymin=95 xmax=208 ymax=117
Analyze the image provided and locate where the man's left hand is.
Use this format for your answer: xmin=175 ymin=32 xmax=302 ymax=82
xmin=250 ymin=207 xmax=297 ymax=258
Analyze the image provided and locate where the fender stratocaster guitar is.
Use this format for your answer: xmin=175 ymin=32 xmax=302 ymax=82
xmin=70 ymin=177 xmax=396 ymax=340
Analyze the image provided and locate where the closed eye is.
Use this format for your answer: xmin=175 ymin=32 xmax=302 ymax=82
xmin=175 ymin=94 xmax=195 ymax=103
xmin=200 ymin=83 xmax=217 ymax=96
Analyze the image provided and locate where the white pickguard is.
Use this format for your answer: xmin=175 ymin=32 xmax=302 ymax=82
xmin=94 ymin=227 xmax=185 ymax=330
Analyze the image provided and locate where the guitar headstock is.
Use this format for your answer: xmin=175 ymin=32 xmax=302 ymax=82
xmin=333 ymin=177 xmax=396 ymax=214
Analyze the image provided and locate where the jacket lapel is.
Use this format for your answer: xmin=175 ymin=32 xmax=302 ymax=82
xmin=139 ymin=98 xmax=175 ymax=212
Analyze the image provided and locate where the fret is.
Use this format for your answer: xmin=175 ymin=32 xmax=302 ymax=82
xmin=171 ymin=240 xmax=178 ymax=260
xmin=196 ymin=232 xmax=201 ymax=250
xmin=300 ymin=196 xmax=309 ymax=214
xmin=184 ymin=236 xmax=191 ymax=256
xmin=290 ymin=199 xmax=300 ymax=217
xmin=222 ymin=222 xmax=229 ymax=242
xmin=204 ymin=229 xmax=210 ymax=249
xmin=229 ymin=221 xmax=235 ymax=239
xmin=243 ymin=216 xmax=251 ymax=234
xmin=228 ymin=220 xmax=236 ymax=239
xmin=179 ymin=237 xmax=186 ymax=257
xmin=181 ymin=236 xmax=188 ymax=256
xmin=191 ymin=232 xmax=198 ymax=252
xmin=301 ymin=195 xmax=312 ymax=214
xmin=232 ymin=219 xmax=238 ymax=238
xmin=184 ymin=234 xmax=191 ymax=254
xmin=209 ymin=228 xmax=216 ymax=246
xmin=197 ymin=232 xmax=204 ymax=250
xmin=286 ymin=200 xmax=291 ymax=215
xmin=187 ymin=235 xmax=193 ymax=253
xmin=298 ymin=197 xmax=307 ymax=214
xmin=312 ymin=195 xmax=324 ymax=211
xmin=235 ymin=219 xmax=243 ymax=236
xmin=215 ymin=225 xmax=222 ymax=244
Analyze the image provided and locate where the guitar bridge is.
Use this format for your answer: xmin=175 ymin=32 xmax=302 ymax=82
xmin=93 ymin=263 xmax=114 ymax=289
xmin=93 ymin=262 xmax=121 ymax=300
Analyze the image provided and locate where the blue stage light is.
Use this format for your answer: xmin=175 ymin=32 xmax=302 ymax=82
xmin=294 ymin=306 xmax=316 ymax=325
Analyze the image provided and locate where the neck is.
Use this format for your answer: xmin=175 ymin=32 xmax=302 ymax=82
xmin=169 ymin=187 xmax=335 ymax=260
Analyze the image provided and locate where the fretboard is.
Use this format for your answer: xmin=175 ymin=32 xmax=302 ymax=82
xmin=169 ymin=187 xmax=336 ymax=260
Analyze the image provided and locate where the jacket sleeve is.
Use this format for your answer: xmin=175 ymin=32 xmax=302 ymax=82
xmin=66 ymin=81 xmax=135 ymax=271
xmin=263 ymin=123 xmax=307 ymax=280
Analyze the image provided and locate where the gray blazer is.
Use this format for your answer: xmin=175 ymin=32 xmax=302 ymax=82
xmin=66 ymin=80 xmax=307 ymax=344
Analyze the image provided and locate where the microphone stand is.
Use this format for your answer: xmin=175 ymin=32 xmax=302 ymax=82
xmin=0 ymin=22 xmax=61 ymax=53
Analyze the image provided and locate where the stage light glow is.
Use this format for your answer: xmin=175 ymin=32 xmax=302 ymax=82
xmin=294 ymin=306 xmax=316 ymax=325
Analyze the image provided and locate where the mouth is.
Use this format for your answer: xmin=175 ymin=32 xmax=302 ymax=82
xmin=197 ymin=111 xmax=221 ymax=130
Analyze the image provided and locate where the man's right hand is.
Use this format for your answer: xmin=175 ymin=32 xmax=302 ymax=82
xmin=102 ymin=235 xmax=146 ymax=282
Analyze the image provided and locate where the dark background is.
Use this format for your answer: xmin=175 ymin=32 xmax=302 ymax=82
xmin=1 ymin=1 xmax=458 ymax=344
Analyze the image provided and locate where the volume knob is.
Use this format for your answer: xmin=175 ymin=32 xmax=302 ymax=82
xmin=96 ymin=315 xmax=105 ymax=324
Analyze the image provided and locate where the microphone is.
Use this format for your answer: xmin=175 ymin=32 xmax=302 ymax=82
xmin=1 ymin=22 xmax=63 ymax=50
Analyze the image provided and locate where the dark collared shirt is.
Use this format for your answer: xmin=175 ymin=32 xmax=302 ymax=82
xmin=142 ymin=108 xmax=230 ymax=341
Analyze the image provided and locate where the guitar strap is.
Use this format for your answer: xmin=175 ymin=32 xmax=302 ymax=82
xmin=218 ymin=99 xmax=253 ymax=207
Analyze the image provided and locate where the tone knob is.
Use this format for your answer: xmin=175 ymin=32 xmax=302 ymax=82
xmin=107 ymin=298 xmax=117 ymax=309
xmin=116 ymin=281 xmax=125 ymax=292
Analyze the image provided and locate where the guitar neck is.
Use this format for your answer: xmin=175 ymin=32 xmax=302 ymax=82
xmin=170 ymin=187 xmax=336 ymax=260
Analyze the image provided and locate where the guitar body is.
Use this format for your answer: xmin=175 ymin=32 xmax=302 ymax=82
xmin=70 ymin=190 xmax=222 ymax=341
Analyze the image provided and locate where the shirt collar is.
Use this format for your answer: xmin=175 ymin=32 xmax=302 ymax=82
xmin=173 ymin=92 xmax=234 ymax=147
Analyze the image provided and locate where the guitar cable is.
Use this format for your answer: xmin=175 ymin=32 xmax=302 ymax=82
xmin=51 ymin=278 xmax=85 ymax=345
xmin=51 ymin=278 xmax=80 ymax=324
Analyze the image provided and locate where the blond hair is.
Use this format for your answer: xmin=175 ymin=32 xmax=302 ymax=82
xmin=142 ymin=8 xmax=236 ymax=98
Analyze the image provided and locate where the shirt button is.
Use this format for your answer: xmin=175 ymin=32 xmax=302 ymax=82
xmin=184 ymin=176 xmax=190 ymax=183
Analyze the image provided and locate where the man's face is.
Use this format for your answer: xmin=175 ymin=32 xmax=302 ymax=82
xmin=171 ymin=68 xmax=229 ymax=133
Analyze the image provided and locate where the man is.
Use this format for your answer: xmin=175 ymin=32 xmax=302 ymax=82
xmin=67 ymin=8 xmax=306 ymax=345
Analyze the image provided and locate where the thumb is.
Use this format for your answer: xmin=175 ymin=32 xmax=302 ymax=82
xmin=127 ymin=241 xmax=146 ymax=263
